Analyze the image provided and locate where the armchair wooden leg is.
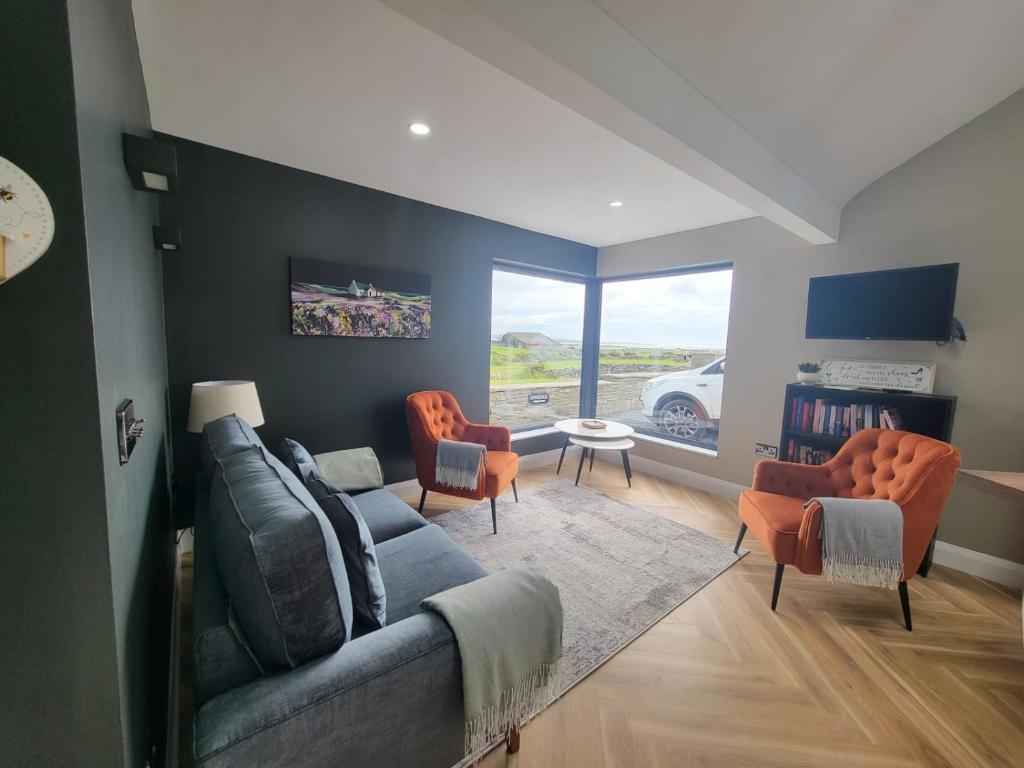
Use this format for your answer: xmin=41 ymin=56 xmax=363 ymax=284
xmin=490 ymin=497 xmax=497 ymax=535
xmin=417 ymin=488 xmax=427 ymax=515
xmin=917 ymin=532 xmax=937 ymax=578
xmin=505 ymin=725 xmax=520 ymax=754
xmin=733 ymin=522 xmax=747 ymax=554
xmin=771 ymin=563 xmax=785 ymax=611
xmin=511 ymin=478 xmax=519 ymax=502
xmin=898 ymin=580 xmax=912 ymax=631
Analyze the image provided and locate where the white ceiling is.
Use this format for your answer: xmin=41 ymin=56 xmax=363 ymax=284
xmin=131 ymin=0 xmax=754 ymax=248
xmin=593 ymin=0 xmax=1024 ymax=205
xmin=133 ymin=0 xmax=1024 ymax=248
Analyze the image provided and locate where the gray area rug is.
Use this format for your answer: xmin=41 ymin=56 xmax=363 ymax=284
xmin=430 ymin=479 xmax=745 ymax=692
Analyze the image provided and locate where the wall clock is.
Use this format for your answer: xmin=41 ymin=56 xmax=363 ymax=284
xmin=0 ymin=156 xmax=55 ymax=285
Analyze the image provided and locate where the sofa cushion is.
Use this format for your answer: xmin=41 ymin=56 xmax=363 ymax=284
xmin=351 ymin=488 xmax=429 ymax=543
xmin=209 ymin=444 xmax=354 ymax=669
xmin=279 ymin=437 xmax=320 ymax=484
xmin=314 ymin=447 xmax=384 ymax=494
xmin=375 ymin=524 xmax=487 ymax=624
xmin=192 ymin=469 xmax=263 ymax=706
xmin=306 ymin=477 xmax=387 ymax=634
xmin=200 ymin=414 xmax=262 ymax=476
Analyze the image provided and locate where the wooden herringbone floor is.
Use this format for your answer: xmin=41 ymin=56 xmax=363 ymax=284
xmin=407 ymin=460 xmax=1024 ymax=768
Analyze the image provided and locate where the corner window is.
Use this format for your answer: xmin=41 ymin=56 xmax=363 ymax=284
xmin=489 ymin=268 xmax=586 ymax=430
xmin=597 ymin=268 xmax=733 ymax=452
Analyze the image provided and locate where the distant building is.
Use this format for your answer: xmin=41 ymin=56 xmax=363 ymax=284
xmin=348 ymin=280 xmax=379 ymax=298
xmin=501 ymin=332 xmax=561 ymax=349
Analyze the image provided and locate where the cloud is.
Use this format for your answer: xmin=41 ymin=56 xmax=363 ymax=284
xmin=490 ymin=268 xmax=732 ymax=348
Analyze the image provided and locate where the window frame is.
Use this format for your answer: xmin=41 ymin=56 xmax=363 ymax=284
xmin=487 ymin=259 xmax=733 ymax=445
xmin=593 ymin=262 xmax=734 ymax=453
xmin=489 ymin=261 xmax=597 ymax=433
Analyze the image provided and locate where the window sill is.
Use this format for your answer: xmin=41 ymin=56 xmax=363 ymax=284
xmin=510 ymin=426 xmax=560 ymax=441
xmin=632 ymin=432 xmax=718 ymax=458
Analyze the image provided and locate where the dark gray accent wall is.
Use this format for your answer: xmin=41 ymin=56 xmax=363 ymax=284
xmin=68 ymin=0 xmax=175 ymax=765
xmin=0 ymin=3 xmax=124 ymax=766
xmin=0 ymin=2 xmax=173 ymax=767
xmin=161 ymin=139 xmax=597 ymax=496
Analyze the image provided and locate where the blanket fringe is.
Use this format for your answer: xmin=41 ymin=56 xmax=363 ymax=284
xmin=436 ymin=464 xmax=482 ymax=491
xmin=823 ymin=553 xmax=903 ymax=590
xmin=465 ymin=658 xmax=562 ymax=763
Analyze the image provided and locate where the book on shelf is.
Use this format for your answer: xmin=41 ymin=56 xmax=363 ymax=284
xmin=786 ymin=396 xmax=905 ymax=439
xmin=784 ymin=440 xmax=833 ymax=464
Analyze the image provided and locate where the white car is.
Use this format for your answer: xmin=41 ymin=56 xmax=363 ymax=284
xmin=640 ymin=357 xmax=725 ymax=441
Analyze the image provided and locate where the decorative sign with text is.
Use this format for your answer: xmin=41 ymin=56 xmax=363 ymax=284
xmin=819 ymin=359 xmax=936 ymax=393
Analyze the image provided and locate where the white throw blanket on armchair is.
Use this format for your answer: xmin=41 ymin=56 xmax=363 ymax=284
xmin=807 ymin=496 xmax=904 ymax=589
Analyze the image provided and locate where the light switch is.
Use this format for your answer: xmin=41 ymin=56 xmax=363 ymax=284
xmin=116 ymin=399 xmax=146 ymax=465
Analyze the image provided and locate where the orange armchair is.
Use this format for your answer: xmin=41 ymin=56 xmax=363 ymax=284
xmin=735 ymin=429 xmax=960 ymax=629
xmin=405 ymin=391 xmax=519 ymax=533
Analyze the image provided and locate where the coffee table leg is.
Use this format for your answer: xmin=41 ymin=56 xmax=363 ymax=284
xmin=556 ymin=434 xmax=569 ymax=474
xmin=621 ymin=450 xmax=632 ymax=488
xmin=575 ymin=448 xmax=587 ymax=486
xmin=589 ymin=446 xmax=596 ymax=473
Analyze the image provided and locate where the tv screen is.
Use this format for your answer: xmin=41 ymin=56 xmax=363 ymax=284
xmin=805 ymin=263 xmax=958 ymax=341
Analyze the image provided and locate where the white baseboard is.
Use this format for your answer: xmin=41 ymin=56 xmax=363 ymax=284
xmin=932 ymin=541 xmax=1024 ymax=590
xmin=593 ymin=450 xmax=746 ymax=500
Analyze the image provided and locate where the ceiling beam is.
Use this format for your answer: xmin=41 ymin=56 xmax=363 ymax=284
xmin=380 ymin=0 xmax=840 ymax=244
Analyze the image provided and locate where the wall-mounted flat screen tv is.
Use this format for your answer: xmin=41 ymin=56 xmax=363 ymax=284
xmin=805 ymin=263 xmax=959 ymax=341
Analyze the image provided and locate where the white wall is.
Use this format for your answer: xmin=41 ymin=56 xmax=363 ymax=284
xmin=599 ymin=90 xmax=1024 ymax=564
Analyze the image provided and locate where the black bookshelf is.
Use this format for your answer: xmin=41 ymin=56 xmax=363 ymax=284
xmin=780 ymin=383 xmax=956 ymax=465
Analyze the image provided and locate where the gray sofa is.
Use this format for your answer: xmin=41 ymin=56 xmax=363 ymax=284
xmin=192 ymin=416 xmax=487 ymax=767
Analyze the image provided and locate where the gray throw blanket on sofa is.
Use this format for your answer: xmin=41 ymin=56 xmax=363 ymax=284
xmin=422 ymin=566 xmax=563 ymax=760
xmin=807 ymin=497 xmax=904 ymax=589
xmin=436 ymin=438 xmax=487 ymax=491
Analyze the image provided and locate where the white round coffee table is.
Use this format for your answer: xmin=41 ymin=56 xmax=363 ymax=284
xmin=554 ymin=418 xmax=635 ymax=487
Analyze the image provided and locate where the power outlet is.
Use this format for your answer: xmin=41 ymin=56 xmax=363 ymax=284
xmin=754 ymin=443 xmax=778 ymax=459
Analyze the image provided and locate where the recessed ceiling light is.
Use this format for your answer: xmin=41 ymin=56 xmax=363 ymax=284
xmin=608 ymin=200 xmax=624 ymax=207
xmin=409 ymin=122 xmax=431 ymax=136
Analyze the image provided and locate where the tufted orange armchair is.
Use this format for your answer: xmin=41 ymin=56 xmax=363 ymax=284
xmin=735 ymin=429 xmax=960 ymax=629
xmin=405 ymin=391 xmax=519 ymax=533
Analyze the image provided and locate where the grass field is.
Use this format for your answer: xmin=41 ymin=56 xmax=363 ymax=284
xmin=489 ymin=344 xmax=718 ymax=385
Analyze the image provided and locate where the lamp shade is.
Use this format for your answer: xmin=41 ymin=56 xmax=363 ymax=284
xmin=187 ymin=380 xmax=265 ymax=432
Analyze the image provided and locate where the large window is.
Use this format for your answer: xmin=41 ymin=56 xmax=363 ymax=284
xmin=489 ymin=268 xmax=586 ymax=429
xmin=597 ymin=268 xmax=732 ymax=452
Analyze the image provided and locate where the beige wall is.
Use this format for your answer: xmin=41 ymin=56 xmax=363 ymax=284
xmin=599 ymin=90 xmax=1024 ymax=564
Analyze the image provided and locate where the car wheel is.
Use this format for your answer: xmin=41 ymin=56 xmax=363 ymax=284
xmin=658 ymin=397 xmax=709 ymax=441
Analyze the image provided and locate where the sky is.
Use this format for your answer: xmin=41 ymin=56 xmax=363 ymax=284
xmin=490 ymin=268 xmax=733 ymax=348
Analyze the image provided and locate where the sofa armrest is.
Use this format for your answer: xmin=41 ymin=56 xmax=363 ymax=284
xmin=463 ymin=423 xmax=512 ymax=452
xmin=194 ymin=613 xmax=465 ymax=768
xmin=752 ymin=459 xmax=832 ymax=498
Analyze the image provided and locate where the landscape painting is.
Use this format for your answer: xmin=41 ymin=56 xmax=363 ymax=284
xmin=290 ymin=257 xmax=431 ymax=339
